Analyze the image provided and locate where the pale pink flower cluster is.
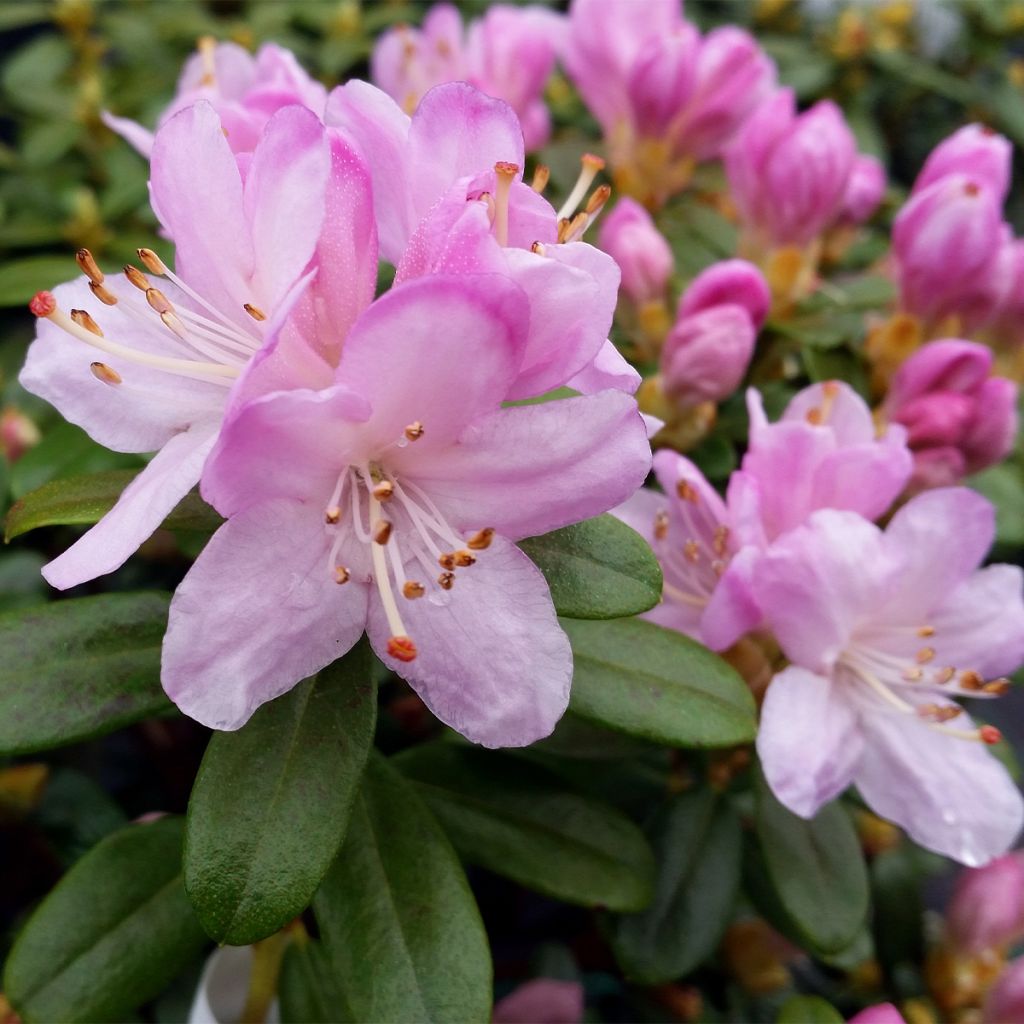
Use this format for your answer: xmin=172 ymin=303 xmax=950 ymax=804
xmin=25 ymin=69 xmax=652 ymax=749
xmin=618 ymin=381 xmax=1024 ymax=865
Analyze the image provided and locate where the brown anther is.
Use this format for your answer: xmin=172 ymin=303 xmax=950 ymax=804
xmin=467 ymin=527 xmax=494 ymax=550
xmin=566 ymin=210 xmax=589 ymax=237
xmin=387 ymin=635 xmax=418 ymax=662
xmin=437 ymin=571 xmax=455 ymax=590
xmin=75 ymin=247 xmax=103 ymax=283
xmin=530 ymin=241 xmax=546 ymax=255
xmin=676 ymin=479 xmax=699 ymax=503
xmin=653 ymin=510 xmax=669 ymax=540
xmin=404 ymin=421 xmax=424 ymax=441
xmin=334 ymin=566 xmax=350 ymax=585
xmin=372 ymin=519 xmax=392 ymax=545
xmin=160 ymin=311 xmax=187 ymax=338
xmin=494 ymin=160 xmax=519 ymax=178
xmin=89 ymin=280 xmax=118 ymax=305
xmin=582 ymin=152 xmax=606 ymax=170
xmin=711 ymin=559 xmax=726 ymax=576
xmin=917 ymin=625 xmax=936 ymax=637
xmin=713 ymin=525 xmax=730 ymax=557
xmin=805 ymin=407 xmax=824 ymax=425
xmin=934 ymin=666 xmax=956 ymax=684
xmin=29 ymin=291 xmax=56 ymax=317
xmin=530 ymin=164 xmax=550 ymax=193
xmin=684 ymin=540 xmax=700 ymax=563
xmin=980 ymin=725 xmax=1002 ymax=745
xmin=244 ymin=303 xmax=267 ymax=322
xmin=983 ymin=678 xmax=1011 ymax=696
xmin=901 ymin=667 xmax=923 ymax=682
xmin=145 ymin=287 xmax=173 ymax=315
xmin=372 ymin=480 xmax=394 ymax=501
xmin=916 ymin=646 xmax=936 ymax=664
xmin=324 ymin=506 xmax=341 ymax=525
xmin=124 ymin=264 xmax=150 ymax=291
xmin=403 ymin=581 xmax=426 ymax=599
xmin=454 ymin=549 xmax=476 ymax=567
xmin=137 ymin=248 xmax=166 ymax=275
xmin=960 ymin=669 xmax=984 ymax=691
xmin=70 ymin=309 xmax=103 ymax=336
xmin=965 ymin=182 xmax=980 ymax=197
xmin=438 ymin=552 xmax=457 ymax=571
xmin=556 ymin=217 xmax=573 ymax=243
xmin=937 ymin=706 xmax=963 ymax=723
xmin=584 ymin=183 xmax=611 ymax=215
xmin=90 ymin=361 xmax=122 ymax=386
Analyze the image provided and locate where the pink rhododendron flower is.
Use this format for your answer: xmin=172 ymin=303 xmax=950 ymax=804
xmin=947 ymin=850 xmax=1024 ymax=954
xmin=848 ymin=1005 xmax=906 ymax=1024
xmin=162 ymin=275 xmax=651 ymax=747
xmin=599 ymin=198 xmax=673 ymax=306
xmin=839 ymin=154 xmax=886 ymax=225
xmin=103 ymin=40 xmax=327 ymax=158
xmin=884 ymin=340 xmax=1017 ymax=489
xmin=492 ymin=979 xmax=584 ymax=1023
xmin=0 ymin=407 xmax=40 ymax=463
xmin=21 ymin=101 xmax=376 ymax=589
xmin=330 ymin=81 xmax=636 ymax=399
xmin=913 ymin=123 xmax=1012 ymax=204
xmin=984 ymin=956 xmax=1024 ymax=1023
xmin=725 ymin=89 xmax=858 ymax=250
xmin=372 ymin=3 xmax=565 ymax=151
xmin=754 ymin=488 xmax=1024 ymax=864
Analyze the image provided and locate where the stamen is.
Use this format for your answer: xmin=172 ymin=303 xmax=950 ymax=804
xmin=198 ymin=35 xmax=217 ymax=87
xmin=373 ymin=519 xmax=393 ymax=545
xmin=438 ymin=552 xmax=456 ymax=570
xmin=983 ymin=679 xmax=1010 ymax=696
xmin=437 ymin=571 xmax=455 ymax=590
xmin=902 ymin=667 xmax=923 ymax=682
xmin=372 ymin=480 xmax=394 ymax=502
xmin=334 ymin=566 xmax=350 ymax=584
xmin=530 ymin=241 xmax=546 ymax=256
xmin=916 ymin=647 xmax=936 ymax=664
xmin=76 ymin=248 xmax=103 ymax=283
xmin=960 ymin=670 xmax=984 ymax=691
xmin=917 ymin=625 xmax=935 ymax=637
xmin=325 ymin=506 xmax=342 ymax=525
xmin=453 ymin=549 xmax=476 ymax=567
xmin=137 ymin=248 xmax=166 ymax=275
xmin=654 ymin=510 xmax=669 ymax=540
xmin=146 ymin=287 xmax=173 ymax=314
xmin=403 ymin=581 xmax=425 ymax=599
xmin=935 ymin=666 xmax=956 ymax=684
xmin=713 ymin=525 xmax=730 ymax=557
xmin=71 ymin=309 xmax=103 ymax=336
xmin=244 ymin=303 xmax=267 ymax=322
xmin=90 ymin=362 xmax=122 ymax=386
xmin=677 ymin=480 xmax=700 ymax=503
xmin=89 ymin=281 xmax=118 ymax=306
xmin=556 ymin=153 xmax=605 ymax=221
xmin=493 ymin=161 xmax=518 ymax=248
xmin=124 ymin=264 xmax=150 ymax=292
xmin=467 ymin=528 xmax=494 ymax=550
xmin=404 ymin=421 xmax=424 ymax=442
xmin=557 ymin=217 xmax=573 ymax=244
xmin=684 ymin=540 xmax=700 ymax=562
xmin=531 ymin=164 xmax=550 ymax=193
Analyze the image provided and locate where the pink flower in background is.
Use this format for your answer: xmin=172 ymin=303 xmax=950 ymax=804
xmin=103 ymin=40 xmax=327 ymax=158
xmin=163 ymin=275 xmax=651 ymax=746
xmin=946 ymin=850 xmax=1024 ymax=954
xmin=839 ymin=154 xmax=886 ymax=225
xmin=984 ymin=957 xmax=1024 ymax=1023
xmin=372 ymin=3 xmax=564 ymax=151
xmin=330 ymin=81 xmax=635 ymax=399
xmin=884 ymin=340 xmax=1017 ymax=489
xmin=725 ymin=89 xmax=858 ymax=249
xmin=21 ymin=101 xmax=377 ymax=589
xmin=599 ymin=198 xmax=673 ymax=306
xmin=0 ymin=407 xmax=40 ymax=463
xmin=848 ymin=1005 xmax=906 ymax=1024
xmin=755 ymin=488 xmax=1024 ymax=864
xmin=913 ymin=123 xmax=1013 ymax=203
xmin=985 ymin=237 xmax=1024 ymax=350
xmin=492 ymin=979 xmax=584 ymax=1023
xmin=661 ymin=261 xmax=770 ymax=407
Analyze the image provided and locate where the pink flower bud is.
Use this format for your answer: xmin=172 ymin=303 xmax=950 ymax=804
xmin=885 ymin=340 xmax=1018 ymax=485
xmin=892 ymin=174 xmax=1005 ymax=330
xmin=662 ymin=304 xmax=757 ymax=406
xmin=726 ymin=90 xmax=857 ymax=247
xmin=626 ymin=29 xmax=700 ymax=138
xmin=947 ymin=851 xmax=1024 ymax=954
xmin=0 ymin=406 xmax=40 ymax=463
xmin=679 ymin=259 xmax=771 ymax=328
xmin=840 ymin=154 xmax=886 ymax=225
xmin=599 ymin=197 xmax=674 ymax=304
xmin=984 ymin=957 xmax=1024 ymax=1024
xmin=914 ymin=123 xmax=1013 ymax=204
xmin=848 ymin=1005 xmax=906 ymax=1024
xmin=492 ymin=979 xmax=584 ymax=1024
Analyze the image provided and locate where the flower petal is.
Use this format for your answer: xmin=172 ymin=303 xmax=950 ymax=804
xmin=367 ymin=536 xmax=570 ymax=747
xmin=42 ymin=425 xmax=218 ymax=590
xmin=100 ymin=110 xmax=154 ymax=158
xmin=757 ymin=665 xmax=864 ymax=818
xmin=162 ymin=499 xmax=369 ymax=730
xmin=566 ymin=339 xmax=642 ymax=395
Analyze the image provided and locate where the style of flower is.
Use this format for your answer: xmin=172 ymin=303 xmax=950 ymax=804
xmin=754 ymin=488 xmax=1024 ymax=865
xmin=372 ymin=3 xmax=565 ymax=151
xmin=104 ymin=39 xmax=327 ymax=158
xmin=162 ymin=275 xmax=652 ymax=747
xmin=22 ymin=100 xmax=376 ymax=588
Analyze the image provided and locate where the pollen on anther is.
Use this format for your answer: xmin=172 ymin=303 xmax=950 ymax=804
xmin=90 ymin=362 xmax=122 ymax=386
xmin=438 ymin=552 xmax=456 ymax=570
xmin=960 ymin=670 xmax=984 ymax=691
xmin=531 ymin=165 xmax=550 ymax=193
xmin=403 ymin=581 xmax=425 ymax=599
xmin=676 ymin=479 xmax=699 ymax=503
xmin=124 ymin=264 xmax=150 ymax=291
xmin=71 ymin=309 xmax=103 ymax=336
xmin=983 ymin=679 xmax=1011 ymax=696
xmin=934 ymin=666 xmax=956 ymax=684
xmin=404 ymin=421 xmax=424 ymax=441
xmin=684 ymin=540 xmax=700 ymax=563
xmin=244 ymin=303 xmax=266 ymax=322
xmin=437 ymin=571 xmax=455 ymax=590
xmin=137 ymin=248 xmax=166 ymax=275
xmin=917 ymin=625 xmax=935 ymax=637
xmin=467 ymin=528 xmax=494 ymax=550
xmin=334 ymin=566 xmax=350 ymax=585
xmin=454 ymin=549 xmax=476 ymax=567
xmin=373 ymin=519 xmax=392 ymax=545
xmin=902 ymin=667 xmax=923 ymax=682
xmin=387 ymin=635 xmax=418 ymax=662
xmin=76 ymin=248 xmax=103 ymax=283
xmin=654 ymin=510 xmax=669 ymax=540
xmin=324 ymin=506 xmax=341 ymax=525
xmin=585 ymin=184 xmax=611 ymax=215
xmin=372 ymin=480 xmax=394 ymax=501
xmin=89 ymin=280 xmax=118 ymax=306
xmin=29 ymin=291 xmax=56 ymax=318
xmin=146 ymin=287 xmax=173 ymax=315
xmin=916 ymin=647 xmax=936 ymax=664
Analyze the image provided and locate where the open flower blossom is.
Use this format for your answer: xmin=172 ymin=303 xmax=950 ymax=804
xmin=755 ymin=487 xmax=1024 ymax=864
xmin=162 ymin=274 xmax=651 ymax=747
xmin=103 ymin=39 xmax=327 ymax=158
xmin=22 ymin=100 xmax=377 ymax=588
xmin=912 ymin=123 xmax=1013 ymax=204
xmin=661 ymin=260 xmax=770 ymax=407
xmin=883 ymin=340 xmax=1018 ymax=490
xmin=372 ymin=3 xmax=565 ymax=151
xmin=946 ymin=849 xmax=1024 ymax=954
xmin=329 ymin=80 xmax=636 ymax=398
xmin=564 ymin=0 xmax=775 ymax=207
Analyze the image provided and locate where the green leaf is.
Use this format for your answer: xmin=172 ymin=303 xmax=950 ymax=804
xmin=777 ymin=996 xmax=844 ymax=1024
xmin=518 ymin=515 xmax=662 ymax=619
xmin=3 ymin=817 xmax=208 ymax=1023
xmin=754 ymin=780 xmax=869 ymax=955
xmin=564 ymin=617 xmax=757 ymax=747
xmin=279 ymin=940 xmax=354 ymax=1024
xmin=5 ymin=469 xmax=223 ymax=541
xmin=395 ymin=743 xmax=655 ymax=912
xmin=185 ymin=644 xmax=376 ymax=945
xmin=313 ymin=754 xmax=492 ymax=1023
xmin=970 ymin=464 xmax=1024 ymax=547
xmin=0 ymin=254 xmax=78 ymax=307
xmin=611 ymin=789 xmax=742 ymax=982
xmin=0 ymin=593 xmax=173 ymax=756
